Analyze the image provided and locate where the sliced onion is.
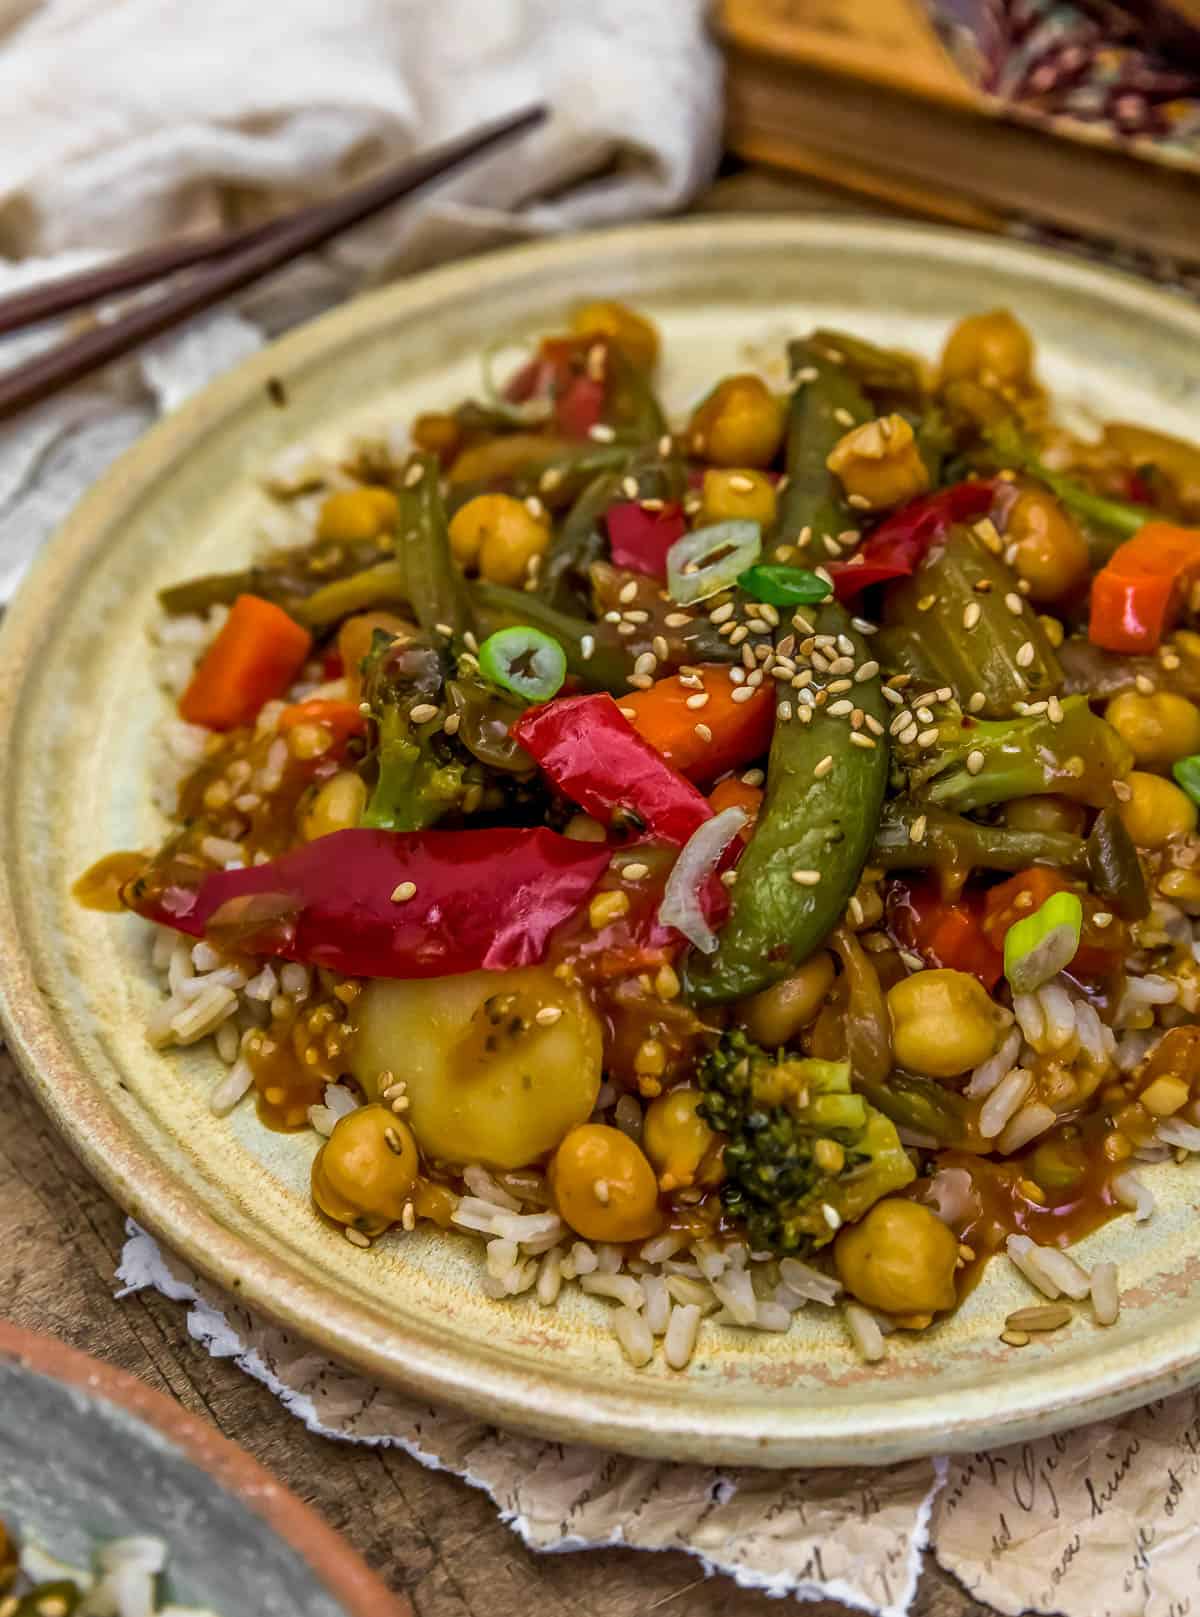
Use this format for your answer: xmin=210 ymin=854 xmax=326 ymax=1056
xmin=658 ymin=807 xmax=747 ymax=953
xmin=666 ymin=520 xmax=761 ymax=606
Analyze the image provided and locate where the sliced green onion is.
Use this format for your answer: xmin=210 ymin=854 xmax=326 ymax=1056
xmin=666 ymin=520 xmax=761 ymax=606
xmin=477 ymin=626 xmax=566 ymax=704
xmin=1003 ymin=889 xmax=1084 ymax=994
xmin=1173 ymin=754 xmax=1200 ymax=806
xmin=737 ymin=563 xmax=832 ymax=607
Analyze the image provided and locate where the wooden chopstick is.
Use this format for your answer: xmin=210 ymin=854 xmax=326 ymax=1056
xmin=0 ymin=104 xmax=546 ymax=423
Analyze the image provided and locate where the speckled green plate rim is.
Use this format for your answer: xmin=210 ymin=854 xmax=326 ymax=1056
xmin=4 ymin=218 xmax=1200 ymax=1468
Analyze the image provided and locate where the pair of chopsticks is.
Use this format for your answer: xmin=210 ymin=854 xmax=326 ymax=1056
xmin=0 ymin=104 xmax=547 ymax=423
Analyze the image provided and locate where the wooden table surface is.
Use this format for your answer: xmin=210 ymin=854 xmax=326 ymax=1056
xmin=0 ymin=170 xmax=1001 ymax=1617
xmin=0 ymin=1047 xmax=990 ymax=1617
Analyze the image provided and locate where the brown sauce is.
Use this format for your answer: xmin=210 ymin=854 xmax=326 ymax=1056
xmin=72 ymin=851 xmax=150 ymax=911
xmin=244 ymin=993 xmax=355 ymax=1131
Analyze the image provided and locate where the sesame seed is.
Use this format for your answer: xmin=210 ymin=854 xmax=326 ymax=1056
xmin=524 ymin=495 xmax=546 ymax=521
xmin=620 ymin=862 xmax=650 ymax=883
xmin=627 ymin=672 xmax=654 ymax=690
xmin=730 ymin=684 xmax=757 ymax=703
xmin=604 ymin=609 xmax=622 ymax=623
xmin=833 ymin=407 xmax=856 ymax=428
xmin=653 ymin=635 xmax=669 ymax=661
xmin=593 ymin=1178 xmax=611 ymax=1205
xmin=966 ymin=749 xmax=985 ymax=775
xmin=742 ymin=768 xmax=765 ymax=786
xmin=694 ymin=722 xmax=713 ymax=742
xmin=836 ymin=634 xmax=854 ymax=656
xmin=442 ymin=712 xmax=461 ymax=736
xmin=709 ymin=600 xmax=735 ymax=623
xmin=795 ymin=365 xmax=819 ymax=384
xmin=797 ymin=527 xmax=813 ymax=550
xmin=814 ymin=754 xmax=834 ymax=779
xmin=848 ymin=732 xmax=876 ymax=749
xmin=963 ymin=602 xmax=982 ymax=630
xmin=729 ymin=473 xmax=755 ymax=492
xmin=730 ymin=667 xmax=746 ymax=684
xmin=619 ymin=705 xmax=637 ymax=719
xmin=589 ymin=422 xmax=616 ymax=443
xmin=1113 ymin=779 xmax=1132 ymax=802
xmin=622 ymin=476 xmax=640 ymax=500
xmin=910 ymin=814 xmax=927 ymax=843
xmin=759 ymin=602 xmax=781 ymax=627
xmin=720 ymin=868 xmax=739 ymax=886
xmin=881 ymin=686 xmax=903 ymax=706
xmin=345 ymin=1228 xmax=371 ymax=1248
xmin=827 ymin=678 xmax=852 ymax=694
xmin=1093 ymin=911 xmax=1114 ymax=928
xmin=864 ymin=713 xmax=884 ymax=735
xmin=792 ymin=869 xmax=821 ymax=885
xmin=917 ymin=727 xmax=939 ymax=748
xmin=641 ymin=497 xmax=665 ymax=512
xmin=580 ymin=633 xmax=595 ymax=660
xmin=828 ymin=699 xmax=854 ymax=716
xmin=1017 ymin=578 xmax=1032 ymax=595
xmin=1162 ymin=650 xmax=1182 ymax=671
xmin=617 ymin=622 xmax=638 ymax=637
xmin=539 ymin=466 xmax=564 ymax=493
xmin=1005 ymin=592 xmax=1024 ymax=615
xmin=1000 ymin=1330 xmax=1030 ymax=1348
xmin=434 ymin=622 xmax=453 ymax=638
xmin=409 ymin=703 xmax=439 ymax=725
xmin=778 ymin=700 xmax=793 ymax=721
xmin=855 ymin=659 xmax=880 ymax=682
xmin=619 ymin=579 xmax=639 ymax=603
xmin=968 ymin=692 xmax=987 ymax=713
xmin=403 ymin=461 xmax=424 ymax=487
xmin=898 ymin=724 xmax=919 ymax=745
xmin=685 ymin=692 xmax=710 ymax=709
xmin=1016 ymin=641 xmax=1035 ymax=668
xmin=663 ymin=611 xmax=691 ymax=629
xmin=846 ymin=493 xmax=872 ymax=510
xmin=634 ymin=652 xmax=658 ymax=677
xmin=822 ymin=534 xmax=842 ymax=557
xmin=933 ymin=687 xmax=953 ymax=703
xmin=917 ymin=594 xmax=937 ymax=612
xmin=890 ymin=710 xmax=912 ymax=735
xmin=729 ymin=625 xmax=749 ymax=645
xmin=390 ymin=881 xmax=417 ymax=904
xmin=1135 ymin=673 xmax=1156 ymax=694
xmin=916 ymin=706 xmax=934 ymax=724
xmin=658 ymin=434 xmax=673 ymax=457
xmin=1047 ymin=695 xmax=1064 ymax=723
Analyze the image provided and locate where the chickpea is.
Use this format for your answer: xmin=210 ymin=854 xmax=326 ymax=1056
xmin=1104 ymin=422 xmax=1200 ymax=508
xmin=834 ymin=1199 xmax=958 ymax=1316
xmin=700 ymin=467 xmax=778 ymax=527
xmin=1118 ymin=771 xmax=1198 ymax=848
xmin=737 ymin=951 xmax=835 ymax=1046
xmin=448 ymin=493 xmax=550 ymax=586
xmin=643 ymin=1088 xmax=716 ymax=1191
xmin=887 ymin=968 xmax=1006 ymax=1078
xmin=317 ymin=486 xmax=399 ymax=544
xmin=570 ymin=299 xmax=660 ymax=372
xmin=336 ymin=610 xmax=412 ymax=697
xmin=1005 ymin=488 xmax=1089 ymax=603
xmin=301 ymin=770 xmax=368 ymax=840
xmin=825 ymin=414 xmax=930 ymax=511
xmin=549 ymin=1123 xmax=662 ymax=1242
xmin=1104 ymin=691 xmax=1200 ymax=771
xmin=940 ymin=309 xmax=1034 ymax=391
xmin=311 ymin=1105 xmax=419 ymax=1237
xmin=687 ymin=375 xmax=785 ymax=468
xmin=1002 ymin=794 xmax=1088 ymax=836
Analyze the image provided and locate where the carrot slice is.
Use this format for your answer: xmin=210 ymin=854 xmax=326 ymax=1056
xmin=278 ymin=698 xmax=367 ymax=748
xmin=180 ymin=595 xmax=312 ymax=731
xmin=708 ymin=775 xmax=764 ymax=828
xmin=620 ymin=666 xmax=774 ymax=785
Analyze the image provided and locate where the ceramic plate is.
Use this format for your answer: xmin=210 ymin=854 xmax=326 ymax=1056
xmin=4 ymin=219 xmax=1200 ymax=1468
xmin=0 ymin=1322 xmax=407 ymax=1616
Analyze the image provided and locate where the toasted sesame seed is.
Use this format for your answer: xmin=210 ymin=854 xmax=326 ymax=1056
xmin=1162 ymin=650 xmax=1182 ymax=671
xmin=589 ymin=422 xmax=616 ymax=442
xmin=881 ymin=686 xmax=904 ymax=706
xmin=916 ymin=706 xmax=934 ymax=724
xmin=653 ymin=635 xmax=669 ymax=661
xmin=730 ymin=684 xmax=756 ymax=704
xmin=828 ymin=655 xmax=855 ymax=675
xmin=442 ymin=712 xmax=462 ymax=737
xmin=917 ymin=727 xmax=939 ymax=748
xmin=729 ymin=625 xmax=749 ymax=645
xmin=795 ymin=365 xmax=819 ymax=384
xmin=539 ymin=466 xmax=564 ymax=493
xmin=345 ymin=1227 xmax=371 ymax=1248
xmin=792 ymin=869 xmax=821 ymax=885
xmin=627 ymin=672 xmax=654 ymax=690
xmin=709 ymin=600 xmax=735 ymax=624
xmin=620 ymin=863 xmax=650 ymax=885
xmin=846 ymin=493 xmax=871 ymax=510
xmin=663 ymin=612 xmax=691 ymax=628
xmin=1113 ymin=779 xmax=1133 ymax=802
xmin=836 ymin=634 xmax=855 ymax=656
xmin=694 ymin=722 xmax=713 ymax=742
xmin=524 ymin=495 xmax=546 ymax=521
xmin=851 ymin=616 xmax=877 ymax=634
xmin=1093 ymin=911 xmax=1114 ymax=928
xmin=1016 ymin=641 xmax=1035 ymax=667
xmin=864 ymin=713 xmax=884 ymax=736
xmin=968 ymin=691 xmax=987 ymax=713
xmin=966 ymin=749 xmax=986 ymax=775
xmin=403 ymin=461 xmax=425 ymax=487
xmin=828 ymin=699 xmax=854 ymax=716
xmin=917 ymin=593 xmax=937 ymax=612
xmin=1047 ymin=695 xmax=1064 ymax=723
xmin=728 ymin=473 xmax=755 ymax=492
xmin=1005 ymin=592 xmax=1024 ymax=615
xmin=822 ymin=534 xmax=842 ymax=557
xmin=1000 ymin=1329 xmax=1030 ymax=1348
xmin=742 ymin=768 xmax=765 ymax=786
xmin=890 ymin=710 xmax=912 ymax=735
xmin=855 ymin=660 xmax=880 ymax=682
xmin=814 ymin=754 xmax=834 ymax=779
xmin=848 ymin=732 xmax=876 ymax=749
xmin=435 ymin=622 xmax=454 ymax=638
xmin=1135 ymin=673 xmax=1156 ymax=695
xmin=390 ymin=881 xmax=417 ymax=904
xmin=658 ymin=433 xmax=674 ymax=457
xmin=933 ymin=687 xmax=953 ymax=703
xmin=778 ymin=700 xmax=793 ymax=721
xmin=408 ymin=702 xmax=438 ymax=726
xmin=622 ymin=476 xmax=639 ymax=500
xmin=618 ymin=705 xmax=637 ymax=719
xmin=897 ymin=724 xmax=919 ymax=745
xmin=619 ymin=579 xmax=639 ymax=603
xmin=617 ymin=622 xmax=638 ymax=637
xmin=633 ymin=652 xmax=657 ymax=677
xmin=910 ymin=814 xmax=927 ymax=843
xmin=963 ymin=602 xmax=982 ymax=630
xmin=797 ymin=526 xmax=813 ymax=549
xmin=827 ymin=678 xmax=853 ymax=693
xmin=593 ymin=1178 xmax=611 ymax=1205
xmin=685 ymin=692 xmax=710 ymax=709
xmin=833 ymin=407 xmax=856 ymax=428
xmin=580 ymin=633 xmax=595 ymax=661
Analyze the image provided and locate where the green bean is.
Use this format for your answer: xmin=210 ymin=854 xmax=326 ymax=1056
xmin=774 ymin=339 xmax=872 ymax=555
xmin=685 ymin=604 xmax=888 ymax=1004
xmin=540 ymin=453 xmax=687 ymax=615
xmin=397 ymin=452 xmax=474 ymax=641
xmin=871 ymin=801 xmax=1087 ymax=887
xmin=1086 ymin=806 xmax=1150 ymax=920
xmin=293 ymin=560 xmax=409 ymax=628
xmin=810 ymin=328 xmax=925 ymax=411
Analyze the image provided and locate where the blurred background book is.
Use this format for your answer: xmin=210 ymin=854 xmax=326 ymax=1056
xmin=718 ymin=0 xmax=1200 ymax=282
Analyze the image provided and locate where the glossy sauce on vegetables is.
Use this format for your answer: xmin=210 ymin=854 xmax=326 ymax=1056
xmin=72 ymin=851 xmax=150 ymax=911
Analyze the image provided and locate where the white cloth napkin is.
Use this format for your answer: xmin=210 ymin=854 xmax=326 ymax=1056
xmin=0 ymin=0 xmax=721 ymax=600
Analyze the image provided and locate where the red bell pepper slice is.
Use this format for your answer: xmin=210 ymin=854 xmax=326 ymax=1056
xmin=829 ymin=480 xmax=997 ymax=600
xmin=128 ymin=827 xmax=610 ymax=978
xmin=503 ymin=336 xmax=605 ymax=438
xmin=606 ymin=500 xmax=687 ymax=577
xmin=512 ymin=693 xmax=713 ymax=845
xmin=886 ymin=877 xmax=1003 ymax=989
xmin=1089 ymin=521 xmax=1200 ymax=654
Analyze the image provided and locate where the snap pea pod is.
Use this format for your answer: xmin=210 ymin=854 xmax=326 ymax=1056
xmin=684 ymin=604 xmax=888 ymax=1004
xmin=883 ymin=525 xmax=1063 ymax=717
xmin=774 ymin=339 xmax=873 ymax=553
xmin=871 ymin=801 xmax=1087 ymax=889
xmin=1086 ymin=806 xmax=1150 ymax=920
xmin=539 ymin=453 xmax=688 ymax=616
xmin=397 ymin=451 xmax=474 ymax=642
xmin=810 ymin=328 xmax=925 ymax=413
xmin=472 ymin=582 xmax=738 ymax=694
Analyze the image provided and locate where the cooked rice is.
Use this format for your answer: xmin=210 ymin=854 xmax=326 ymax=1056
xmin=1112 ymin=1169 xmax=1155 ymax=1221
xmin=844 ymin=1302 xmax=886 ymax=1363
xmin=979 ymin=1068 xmax=1033 ymax=1139
xmin=1090 ymin=1261 xmax=1120 ymax=1326
xmin=664 ymin=1302 xmax=702 ymax=1368
xmin=1006 ymin=1234 xmax=1063 ymax=1300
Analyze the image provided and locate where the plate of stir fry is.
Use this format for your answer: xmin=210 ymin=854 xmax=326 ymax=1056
xmin=6 ymin=219 xmax=1200 ymax=1465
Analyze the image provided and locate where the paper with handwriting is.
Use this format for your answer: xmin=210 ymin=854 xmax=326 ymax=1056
xmin=119 ymin=1225 xmax=1200 ymax=1616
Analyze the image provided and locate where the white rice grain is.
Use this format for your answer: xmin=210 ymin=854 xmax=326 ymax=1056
xmin=279 ymin=961 xmax=310 ymax=998
xmin=581 ymin=1273 xmax=645 ymax=1309
xmin=711 ymin=1266 xmax=757 ymax=1325
xmin=666 ymin=1275 xmax=717 ymax=1311
xmin=1157 ymin=1117 xmax=1200 ymax=1153
xmin=1036 ymin=981 xmax=1078 ymax=1051
xmin=980 ymin=1068 xmax=1033 ymax=1139
xmin=613 ymin=1306 xmax=654 ymax=1367
xmin=1112 ymin=1169 xmax=1155 ymax=1221
xmin=1012 ymin=992 xmax=1045 ymax=1047
xmin=323 ymin=1083 xmax=358 ymax=1121
xmin=570 ymin=1241 xmax=599 ymax=1276
xmin=491 ymin=1210 xmax=564 ymax=1246
xmin=536 ymin=1248 xmax=563 ymax=1306
xmin=1031 ymin=1246 xmax=1091 ymax=1300
xmin=463 ymin=1165 xmax=523 ymax=1211
xmin=308 ymin=1105 xmax=335 ymax=1136
xmin=752 ymin=1301 xmax=792 ymax=1332
xmin=844 ymin=1302 xmax=886 ymax=1362
xmin=209 ymin=1060 xmax=253 ymax=1117
xmin=779 ymin=1256 xmax=841 ymax=1306
xmin=594 ymin=1242 xmax=624 ymax=1274
xmin=664 ymin=1303 xmax=702 ymax=1368
xmin=1090 ymin=1261 xmax=1120 ymax=1326
xmin=640 ymin=1230 xmax=687 ymax=1264
xmin=642 ymin=1274 xmax=671 ymax=1336
xmin=995 ymin=1101 xmax=1057 ymax=1156
xmin=1006 ymin=1234 xmax=1062 ymax=1299
xmin=243 ymin=963 xmax=279 ymax=1003
xmin=965 ymin=1028 xmax=1022 ymax=1098
xmin=169 ymin=983 xmax=237 ymax=1044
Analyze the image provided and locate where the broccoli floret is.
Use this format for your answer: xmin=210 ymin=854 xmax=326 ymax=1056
xmin=896 ymin=696 xmax=1132 ymax=813
xmin=361 ymin=629 xmax=464 ymax=831
xmin=697 ymin=1031 xmax=914 ymax=1255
